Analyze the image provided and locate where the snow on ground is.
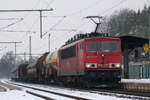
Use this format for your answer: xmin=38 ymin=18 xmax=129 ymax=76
xmin=0 ymin=90 xmax=44 ymax=100
xmin=2 ymin=79 xmax=148 ymax=100
xmin=0 ymin=79 xmax=150 ymax=100
xmin=121 ymin=79 xmax=150 ymax=84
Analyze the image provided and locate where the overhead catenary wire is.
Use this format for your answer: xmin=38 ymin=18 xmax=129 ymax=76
xmin=66 ymin=0 xmax=105 ymax=17
xmin=45 ymin=0 xmax=55 ymax=8
xmin=42 ymin=16 xmax=66 ymax=37
xmin=0 ymin=18 xmax=23 ymax=20
xmin=100 ymin=0 xmax=127 ymax=15
xmin=47 ymin=0 xmax=105 ymax=40
xmin=52 ymin=20 xmax=87 ymax=41
xmin=0 ymin=30 xmax=36 ymax=33
xmin=0 ymin=0 xmax=54 ymax=58
xmin=0 ymin=18 xmax=24 ymax=30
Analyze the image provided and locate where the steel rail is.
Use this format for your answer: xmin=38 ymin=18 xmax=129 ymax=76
xmin=7 ymin=82 xmax=90 ymax=100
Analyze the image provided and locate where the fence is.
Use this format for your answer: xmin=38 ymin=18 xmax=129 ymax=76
xmin=128 ymin=63 xmax=150 ymax=79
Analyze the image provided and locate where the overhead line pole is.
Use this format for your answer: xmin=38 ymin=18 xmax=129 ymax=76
xmin=40 ymin=11 xmax=43 ymax=38
xmin=48 ymin=34 xmax=50 ymax=52
xmin=0 ymin=41 xmax=22 ymax=67
xmin=0 ymin=9 xmax=54 ymax=38
xmin=29 ymin=36 xmax=32 ymax=63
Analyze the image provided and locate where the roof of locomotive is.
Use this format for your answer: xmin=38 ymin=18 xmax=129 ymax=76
xmin=60 ymin=33 xmax=120 ymax=50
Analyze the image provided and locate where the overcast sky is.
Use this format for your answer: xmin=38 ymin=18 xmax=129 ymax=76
xmin=0 ymin=0 xmax=148 ymax=58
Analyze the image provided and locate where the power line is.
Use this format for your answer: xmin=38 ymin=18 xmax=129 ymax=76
xmin=0 ymin=18 xmax=23 ymax=20
xmin=45 ymin=29 xmax=76 ymax=31
xmin=45 ymin=0 xmax=55 ymax=8
xmin=0 ymin=9 xmax=54 ymax=39
xmin=19 ymin=0 xmax=43 ymax=37
xmin=0 ymin=1 xmax=51 ymax=55
xmin=42 ymin=16 xmax=66 ymax=37
xmin=0 ymin=18 xmax=24 ymax=30
xmin=0 ymin=30 xmax=36 ymax=33
xmin=52 ymin=21 xmax=87 ymax=41
xmin=66 ymin=0 xmax=104 ymax=16
xmin=100 ymin=0 xmax=127 ymax=15
xmin=23 ymin=0 xmax=55 ymax=38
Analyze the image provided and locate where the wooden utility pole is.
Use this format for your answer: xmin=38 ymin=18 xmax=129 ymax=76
xmin=0 ymin=9 xmax=53 ymax=38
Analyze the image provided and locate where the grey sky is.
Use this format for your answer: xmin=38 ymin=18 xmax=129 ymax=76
xmin=0 ymin=0 xmax=148 ymax=58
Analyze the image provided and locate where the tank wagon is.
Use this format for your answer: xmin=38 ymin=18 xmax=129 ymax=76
xmin=36 ymin=52 xmax=49 ymax=81
xmin=45 ymin=51 xmax=58 ymax=82
xmin=26 ymin=62 xmax=37 ymax=82
xmin=18 ymin=64 xmax=29 ymax=81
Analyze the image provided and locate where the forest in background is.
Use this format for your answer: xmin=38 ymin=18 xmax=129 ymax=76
xmin=0 ymin=51 xmax=38 ymax=78
xmin=105 ymin=5 xmax=150 ymax=38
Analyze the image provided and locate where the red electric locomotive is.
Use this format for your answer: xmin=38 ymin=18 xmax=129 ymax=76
xmin=58 ymin=33 xmax=121 ymax=86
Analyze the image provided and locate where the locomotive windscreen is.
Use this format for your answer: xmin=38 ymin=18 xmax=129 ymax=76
xmin=86 ymin=41 xmax=118 ymax=52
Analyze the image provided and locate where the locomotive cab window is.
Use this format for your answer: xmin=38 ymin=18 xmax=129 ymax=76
xmin=61 ymin=45 xmax=76 ymax=59
xmin=86 ymin=41 xmax=119 ymax=52
xmin=86 ymin=42 xmax=99 ymax=52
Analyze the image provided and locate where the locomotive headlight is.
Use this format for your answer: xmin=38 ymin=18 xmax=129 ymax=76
xmin=86 ymin=63 xmax=97 ymax=68
xmin=86 ymin=64 xmax=91 ymax=68
xmin=110 ymin=63 xmax=120 ymax=68
xmin=116 ymin=63 xmax=120 ymax=68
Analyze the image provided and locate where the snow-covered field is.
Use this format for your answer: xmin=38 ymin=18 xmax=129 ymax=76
xmin=0 ymin=79 xmax=149 ymax=100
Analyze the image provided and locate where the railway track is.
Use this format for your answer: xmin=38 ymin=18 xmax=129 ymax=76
xmin=0 ymin=81 xmax=21 ymax=92
xmin=89 ymin=89 xmax=150 ymax=100
xmin=48 ymin=83 xmax=150 ymax=100
xmin=5 ymin=81 xmax=90 ymax=100
xmin=5 ymin=81 xmax=150 ymax=100
xmin=0 ymin=84 xmax=7 ymax=92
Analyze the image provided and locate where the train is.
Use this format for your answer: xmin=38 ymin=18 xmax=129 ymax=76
xmin=11 ymin=32 xmax=122 ymax=87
